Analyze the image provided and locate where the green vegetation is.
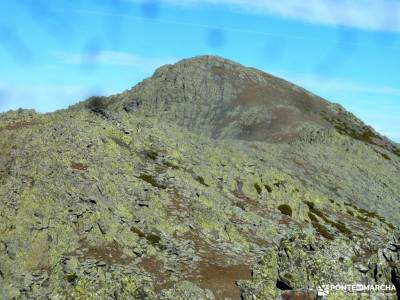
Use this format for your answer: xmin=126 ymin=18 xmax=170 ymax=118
xmin=278 ymin=204 xmax=292 ymax=217
xmin=303 ymin=201 xmax=315 ymax=209
xmin=273 ymin=180 xmax=286 ymax=188
xmin=331 ymin=221 xmax=351 ymax=236
xmin=195 ymin=175 xmax=208 ymax=186
xmin=1 ymin=56 xmax=399 ymax=299
xmin=146 ymin=233 xmax=161 ymax=245
xmin=254 ymin=183 xmax=262 ymax=194
xmin=130 ymin=227 xmax=146 ymax=238
xmin=163 ymin=160 xmax=179 ymax=169
xmin=66 ymin=273 xmax=78 ymax=283
xmin=130 ymin=227 xmax=161 ymax=246
xmin=138 ymin=174 xmax=166 ymax=189
xmin=264 ymin=184 xmax=272 ymax=193
xmin=145 ymin=150 xmax=159 ymax=160
xmin=86 ymin=96 xmax=108 ymax=114
xmin=110 ymin=137 xmax=130 ymax=149
xmin=70 ymin=162 xmax=89 ymax=171
xmin=326 ymin=114 xmax=398 ymax=158
xmin=307 ymin=211 xmax=318 ymax=223
xmin=345 ymin=202 xmax=388 ymax=224
xmin=305 ymin=201 xmax=351 ymax=237
xmin=356 ymin=215 xmax=369 ymax=223
xmin=311 ymin=221 xmax=335 ymax=240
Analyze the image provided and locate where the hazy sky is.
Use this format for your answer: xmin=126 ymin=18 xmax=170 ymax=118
xmin=0 ymin=0 xmax=399 ymax=141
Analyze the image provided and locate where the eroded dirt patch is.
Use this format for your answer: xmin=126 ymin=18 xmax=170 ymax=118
xmin=178 ymin=232 xmax=253 ymax=299
xmin=190 ymin=263 xmax=252 ymax=300
xmin=68 ymin=239 xmax=133 ymax=265
xmin=70 ymin=162 xmax=89 ymax=171
xmin=1 ymin=120 xmax=42 ymax=131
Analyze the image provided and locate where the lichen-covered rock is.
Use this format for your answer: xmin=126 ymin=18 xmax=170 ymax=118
xmin=0 ymin=56 xmax=399 ymax=299
xmin=159 ymin=281 xmax=215 ymax=300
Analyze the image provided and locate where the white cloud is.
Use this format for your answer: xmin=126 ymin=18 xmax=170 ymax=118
xmin=61 ymin=51 xmax=177 ymax=71
xmin=153 ymin=0 xmax=400 ymax=32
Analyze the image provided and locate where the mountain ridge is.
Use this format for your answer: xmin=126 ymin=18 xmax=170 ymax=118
xmin=76 ymin=55 xmax=399 ymax=156
xmin=0 ymin=56 xmax=400 ymax=299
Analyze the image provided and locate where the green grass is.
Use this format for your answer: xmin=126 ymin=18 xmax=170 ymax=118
xmin=305 ymin=201 xmax=352 ymax=237
xmin=254 ymin=183 xmax=262 ymax=194
xmin=86 ymin=96 xmax=108 ymax=113
xmin=145 ymin=150 xmax=159 ymax=160
xmin=66 ymin=273 xmax=78 ymax=283
xmin=146 ymin=234 xmax=161 ymax=245
xmin=138 ymin=174 xmax=166 ymax=189
xmin=273 ymin=180 xmax=286 ymax=188
xmin=330 ymin=220 xmax=351 ymax=236
xmin=195 ymin=176 xmax=209 ymax=186
xmin=311 ymin=220 xmax=335 ymax=240
xmin=345 ymin=202 xmax=387 ymax=223
xmin=308 ymin=211 xmax=318 ymax=223
xmin=278 ymin=204 xmax=292 ymax=217
xmin=163 ymin=160 xmax=179 ymax=169
xmin=130 ymin=227 xmax=145 ymax=238
xmin=356 ymin=215 xmax=369 ymax=223
xmin=131 ymin=227 xmax=161 ymax=246
xmin=304 ymin=201 xmax=315 ymax=209
xmin=110 ymin=137 xmax=130 ymax=149
xmin=264 ymin=184 xmax=272 ymax=193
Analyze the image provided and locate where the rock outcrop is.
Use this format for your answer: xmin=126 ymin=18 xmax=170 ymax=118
xmin=0 ymin=56 xmax=399 ymax=299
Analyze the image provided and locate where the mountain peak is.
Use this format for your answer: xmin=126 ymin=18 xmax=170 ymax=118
xmin=158 ymin=55 xmax=246 ymax=70
xmin=105 ymin=56 xmax=398 ymax=157
xmin=160 ymin=54 xmax=236 ymax=66
xmin=109 ymin=55 xmax=334 ymax=141
xmin=2 ymin=55 xmax=400 ymax=299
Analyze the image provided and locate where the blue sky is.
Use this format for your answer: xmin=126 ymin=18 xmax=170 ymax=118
xmin=0 ymin=0 xmax=399 ymax=142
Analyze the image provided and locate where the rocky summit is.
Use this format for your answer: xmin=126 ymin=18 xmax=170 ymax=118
xmin=0 ymin=56 xmax=400 ymax=299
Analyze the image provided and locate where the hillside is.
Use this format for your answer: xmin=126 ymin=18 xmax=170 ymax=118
xmin=1 ymin=56 xmax=400 ymax=299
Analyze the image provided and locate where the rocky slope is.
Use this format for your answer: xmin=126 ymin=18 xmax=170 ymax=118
xmin=0 ymin=56 xmax=400 ymax=299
